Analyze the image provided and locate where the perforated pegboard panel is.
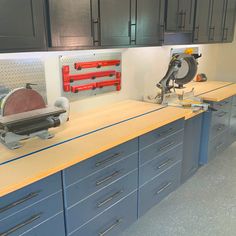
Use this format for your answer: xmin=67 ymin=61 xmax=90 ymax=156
xmin=60 ymin=52 xmax=122 ymax=101
xmin=0 ymin=58 xmax=46 ymax=101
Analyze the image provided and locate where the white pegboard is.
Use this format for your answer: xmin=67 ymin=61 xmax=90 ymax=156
xmin=0 ymin=58 xmax=46 ymax=100
xmin=60 ymin=52 xmax=122 ymax=101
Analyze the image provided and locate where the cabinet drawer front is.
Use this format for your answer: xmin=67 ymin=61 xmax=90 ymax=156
xmin=0 ymin=192 xmax=63 ymax=236
xmin=70 ymin=192 xmax=137 ymax=236
xmin=20 ymin=213 xmax=65 ymax=236
xmin=139 ymin=162 xmax=181 ymax=217
xmin=210 ymin=111 xmax=230 ymax=139
xmin=67 ymin=170 xmax=137 ymax=232
xmin=211 ymin=98 xmax=232 ymax=111
xmin=208 ymin=131 xmax=229 ymax=162
xmin=232 ymin=96 xmax=236 ymax=106
xmin=0 ymin=173 xmax=62 ymax=221
xmin=140 ymin=129 xmax=184 ymax=165
xmin=64 ymin=139 xmax=138 ymax=186
xmin=139 ymin=119 xmax=184 ymax=149
xmin=66 ymin=153 xmax=138 ymax=203
xmin=140 ymin=144 xmax=183 ymax=186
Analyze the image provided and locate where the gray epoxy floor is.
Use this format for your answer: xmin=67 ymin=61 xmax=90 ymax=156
xmin=121 ymin=143 xmax=236 ymax=236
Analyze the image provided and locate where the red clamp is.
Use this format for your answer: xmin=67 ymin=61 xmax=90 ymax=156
xmin=74 ymin=60 xmax=121 ymax=70
xmin=62 ymin=66 xmax=116 ymax=92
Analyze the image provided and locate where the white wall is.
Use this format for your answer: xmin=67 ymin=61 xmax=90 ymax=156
xmin=0 ymin=42 xmax=229 ymax=113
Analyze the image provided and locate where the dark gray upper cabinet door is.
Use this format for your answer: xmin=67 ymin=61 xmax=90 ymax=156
xmin=48 ymin=0 xmax=99 ymax=47
xmin=166 ymin=0 xmax=195 ymax=32
xmin=136 ymin=0 xmax=165 ymax=45
xmin=193 ymin=0 xmax=211 ymax=43
xmin=223 ymin=0 xmax=236 ymax=42
xmin=0 ymin=0 xmax=46 ymax=52
xmin=99 ymin=0 xmax=131 ymax=46
xmin=209 ymin=0 xmax=225 ymax=42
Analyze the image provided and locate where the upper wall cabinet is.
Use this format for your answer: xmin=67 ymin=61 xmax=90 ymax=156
xmin=193 ymin=0 xmax=211 ymax=43
xmin=223 ymin=0 xmax=236 ymax=42
xmin=136 ymin=0 xmax=165 ymax=46
xmin=99 ymin=0 xmax=133 ymax=46
xmin=194 ymin=0 xmax=236 ymax=44
xmin=208 ymin=0 xmax=226 ymax=43
xmin=166 ymin=0 xmax=195 ymax=32
xmin=48 ymin=0 xmax=99 ymax=48
xmin=0 ymin=0 xmax=46 ymax=52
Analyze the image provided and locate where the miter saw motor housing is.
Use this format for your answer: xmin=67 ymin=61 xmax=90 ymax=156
xmin=0 ymin=85 xmax=70 ymax=150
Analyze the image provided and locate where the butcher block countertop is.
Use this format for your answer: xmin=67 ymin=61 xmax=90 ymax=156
xmin=1 ymin=80 xmax=236 ymax=197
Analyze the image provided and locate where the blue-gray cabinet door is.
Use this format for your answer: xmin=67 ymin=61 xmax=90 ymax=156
xmin=99 ymin=0 xmax=133 ymax=46
xmin=222 ymin=0 xmax=236 ymax=42
xmin=48 ymin=0 xmax=99 ymax=47
xmin=181 ymin=114 xmax=202 ymax=183
xmin=136 ymin=0 xmax=165 ymax=45
xmin=0 ymin=0 xmax=46 ymax=52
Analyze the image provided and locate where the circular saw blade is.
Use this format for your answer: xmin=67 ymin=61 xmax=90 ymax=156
xmin=1 ymin=88 xmax=46 ymax=116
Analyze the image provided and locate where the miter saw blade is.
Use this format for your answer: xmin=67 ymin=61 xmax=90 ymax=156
xmin=1 ymin=88 xmax=46 ymax=116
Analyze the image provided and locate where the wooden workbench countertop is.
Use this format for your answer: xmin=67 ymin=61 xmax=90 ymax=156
xmin=0 ymin=100 xmax=197 ymax=197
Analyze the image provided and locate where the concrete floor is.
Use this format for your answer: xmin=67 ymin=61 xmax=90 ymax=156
xmin=121 ymin=143 xmax=236 ymax=236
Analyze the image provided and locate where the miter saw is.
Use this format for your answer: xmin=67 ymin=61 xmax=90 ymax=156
xmin=0 ymin=84 xmax=70 ymax=150
xmin=147 ymin=52 xmax=209 ymax=111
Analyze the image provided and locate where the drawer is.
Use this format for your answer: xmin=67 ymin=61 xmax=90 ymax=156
xmin=208 ymin=130 xmax=229 ymax=162
xmin=140 ymin=129 xmax=184 ymax=165
xmin=139 ymin=161 xmax=181 ymax=217
xmin=0 ymin=173 xmax=62 ymax=221
xmin=64 ymin=139 xmax=138 ymax=186
xmin=139 ymin=119 xmax=184 ymax=149
xmin=19 ymin=213 xmax=65 ymax=236
xmin=66 ymin=153 xmax=138 ymax=203
xmin=140 ymin=144 xmax=183 ymax=186
xmin=232 ymin=96 xmax=236 ymax=106
xmin=70 ymin=191 xmax=137 ymax=236
xmin=211 ymin=98 xmax=232 ymax=111
xmin=0 ymin=192 xmax=63 ymax=236
xmin=67 ymin=170 xmax=137 ymax=232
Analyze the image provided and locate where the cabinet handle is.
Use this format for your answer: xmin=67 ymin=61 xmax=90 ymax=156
xmin=95 ymin=152 xmax=123 ymax=167
xmin=0 ymin=213 xmax=42 ymax=236
xmin=194 ymin=26 xmax=200 ymax=41
xmin=159 ymin=141 xmax=175 ymax=152
xmin=97 ymin=190 xmax=124 ymax=208
xmin=156 ymin=159 xmax=172 ymax=170
xmin=96 ymin=171 xmax=120 ymax=186
xmin=217 ymin=111 xmax=228 ymax=117
xmin=159 ymin=24 xmax=165 ymax=42
xmin=156 ymin=182 xmax=172 ymax=195
xmin=209 ymin=27 xmax=215 ymax=41
xmin=182 ymin=11 xmax=187 ymax=29
xmin=0 ymin=191 xmax=40 ymax=214
xmin=217 ymin=125 xmax=225 ymax=131
xmin=129 ymin=21 xmax=136 ymax=44
xmin=223 ymin=28 xmax=228 ymax=41
xmin=99 ymin=218 xmax=123 ymax=236
xmin=178 ymin=11 xmax=184 ymax=30
xmin=159 ymin=128 xmax=176 ymax=138
xmin=92 ymin=18 xmax=100 ymax=44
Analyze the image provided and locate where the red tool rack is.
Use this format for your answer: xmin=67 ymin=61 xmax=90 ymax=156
xmin=62 ymin=59 xmax=121 ymax=94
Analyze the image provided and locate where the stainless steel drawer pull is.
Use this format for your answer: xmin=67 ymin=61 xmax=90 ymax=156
xmin=156 ymin=182 xmax=172 ymax=195
xmin=99 ymin=218 xmax=123 ymax=236
xmin=96 ymin=171 xmax=120 ymax=186
xmin=97 ymin=190 xmax=124 ymax=208
xmin=159 ymin=142 xmax=175 ymax=152
xmin=217 ymin=111 xmax=228 ymax=117
xmin=0 ymin=213 xmax=42 ymax=236
xmin=95 ymin=152 xmax=123 ymax=167
xmin=159 ymin=128 xmax=175 ymax=138
xmin=156 ymin=159 xmax=172 ymax=170
xmin=0 ymin=191 xmax=40 ymax=214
